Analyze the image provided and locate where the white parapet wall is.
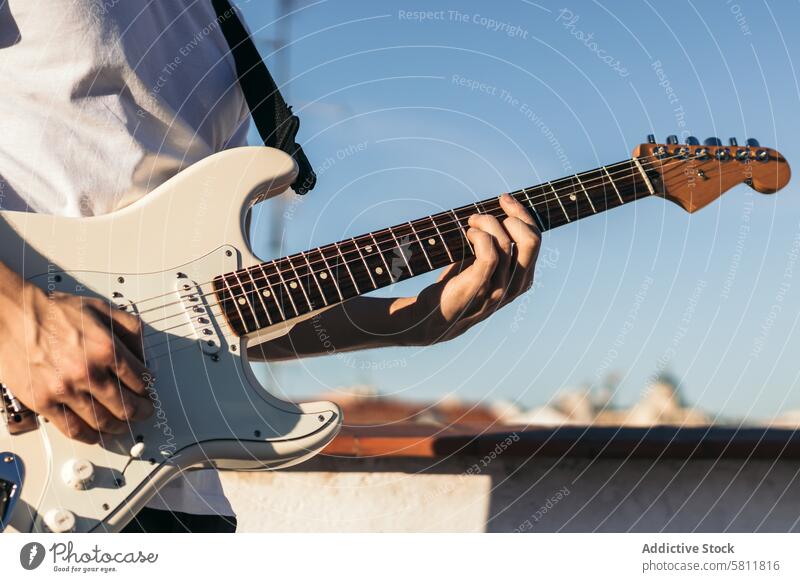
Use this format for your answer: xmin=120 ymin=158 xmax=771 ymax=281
xmin=219 ymin=454 xmax=800 ymax=532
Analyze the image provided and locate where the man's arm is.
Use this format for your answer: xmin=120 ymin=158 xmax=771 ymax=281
xmin=251 ymin=194 xmax=541 ymax=361
xmin=0 ymin=260 xmax=154 ymax=443
xmin=248 ymin=296 xmax=418 ymax=361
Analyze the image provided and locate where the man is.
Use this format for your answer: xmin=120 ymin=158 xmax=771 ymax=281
xmin=0 ymin=2 xmax=540 ymax=532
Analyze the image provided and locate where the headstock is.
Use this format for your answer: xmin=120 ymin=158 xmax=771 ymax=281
xmin=634 ymin=135 xmax=791 ymax=213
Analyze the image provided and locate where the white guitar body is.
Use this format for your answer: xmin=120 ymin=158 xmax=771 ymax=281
xmin=0 ymin=147 xmax=342 ymax=532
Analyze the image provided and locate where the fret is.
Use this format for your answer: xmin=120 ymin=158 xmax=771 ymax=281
xmin=272 ymin=260 xmax=301 ymax=318
xmin=283 ymin=256 xmax=314 ymax=313
xmin=397 ymin=222 xmax=435 ymax=276
xmin=408 ymin=221 xmax=434 ymax=270
xmin=358 ymin=233 xmax=392 ymax=285
xmin=430 ymin=215 xmax=455 ymax=262
xmin=284 ymin=254 xmax=325 ymax=310
xmin=575 ymin=170 xmax=609 ymax=218
xmin=245 ymin=267 xmax=273 ymax=327
xmin=548 ymin=182 xmax=570 ymax=222
xmin=633 ymin=157 xmax=656 ymax=195
xmin=317 ymin=247 xmax=346 ymax=301
xmin=308 ymin=248 xmax=344 ymax=303
xmin=409 ymin=216 xmax=453 ymax=269
xmin=257 ymin=264 xmax=287 ymax=321
xmin=368 ymin=232 xmax=392 ymax=275
xmin=299 ymin=250 xmax=329 ymax=307
xmin=234 ymin=271 xmax=265 ymax=330
xmin=574 ymin=174 xmax=597 ymax=214
xmin=528 ymin=185 xmax=557 ymax=229
xmin=339 ymin=237 xmax=379 ymax=292
xmin=351 ymin=238 xmax=378 ymax=289
xmin=450 ymin=209 xmax=473 ymax=254
xmin=388 ymin=227 xmax=415 ymax=277
xmin=603 ymin=165 xmax=625 ymax=204
xmin=519 ymin=188 xmax=545 ymax=230
xmin=588 ymin=171 xmax=612 ymax=213
xmin=224 ymin=273 xmax=252 ymax=334
xmin=213 ymin=276 xmax=243 ymax=335
xmin=333 ymin=242 xmax=361 ymax=295
xmin=236 ymin=271 xmax=267 ymax=329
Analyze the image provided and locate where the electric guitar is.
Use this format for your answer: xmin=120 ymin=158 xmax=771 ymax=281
xmin=0 ymin=135 xmax=791 ymax=532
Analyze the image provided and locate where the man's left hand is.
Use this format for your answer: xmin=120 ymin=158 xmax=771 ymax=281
xmin=404 ymin=193 xmax=541 ymax=345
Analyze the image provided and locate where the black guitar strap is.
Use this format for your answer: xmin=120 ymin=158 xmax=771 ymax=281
xmin=212 ymin=0 xmax=316 ymax=195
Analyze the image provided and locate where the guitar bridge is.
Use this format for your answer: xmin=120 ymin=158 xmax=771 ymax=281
xmin=0 ymin=383 xmax=37 ymax=435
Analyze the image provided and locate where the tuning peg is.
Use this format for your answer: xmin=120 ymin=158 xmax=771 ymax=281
xmin=666 ymin=134 xmax=679 ymax=145
xmin=746 ymin=138 xmax=760 ymax=148
xmin=704 ymin=137 xmax=723 ymax=146
xmin=686 ymin=136 xmax=700 ymax=145
xmin=729 ymin=137 xmax=738 ymax=146
xmin=647 ymin=134 xmax=656 ymax=144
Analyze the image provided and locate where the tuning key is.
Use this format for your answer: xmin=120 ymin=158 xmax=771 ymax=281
xmin=704 ymin=137 xmax=723 ymax=146
xmin=686 ymin=136 xmax=700 ymax=145
xmin=746 ymin=138 xmax=760 ymax=148
xmin=729 ymin=137 xmax=738 ymax=146
xmin=666 ymin=134 xmax=679 ymax=145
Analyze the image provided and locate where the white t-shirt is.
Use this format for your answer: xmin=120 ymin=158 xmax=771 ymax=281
xmin=0 ymin=0 xmax=254 ymax=516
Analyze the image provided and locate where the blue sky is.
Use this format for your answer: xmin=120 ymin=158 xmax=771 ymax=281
xmin=237 ymin=0 xmax=800 ymax=421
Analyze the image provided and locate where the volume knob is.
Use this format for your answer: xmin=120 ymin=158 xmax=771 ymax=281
xmin=61 ymin=458 xmax=95 ymax=490
xmin=43 ymin=508 xmax=76 ymax=533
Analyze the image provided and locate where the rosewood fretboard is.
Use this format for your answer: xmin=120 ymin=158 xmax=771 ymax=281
xmin=214 ymin=158 xmax=656 ymax=336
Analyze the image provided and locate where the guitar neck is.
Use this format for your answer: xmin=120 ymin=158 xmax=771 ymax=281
xmin=215 ymin=158 xmax=656 ymax=336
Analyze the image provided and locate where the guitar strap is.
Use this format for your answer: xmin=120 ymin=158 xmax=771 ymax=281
xmin=211 ymin=0 xmax=317 ymax=195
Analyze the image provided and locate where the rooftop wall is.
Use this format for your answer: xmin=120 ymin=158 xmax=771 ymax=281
xmin=219 ymin=426 xmax=800 ymax=532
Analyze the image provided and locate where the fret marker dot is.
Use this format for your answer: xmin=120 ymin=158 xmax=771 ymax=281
xmin=262 ymin=290 xmax=271 ymax=298
xmin=319 ymin=272 xmax=328 ymax=279
xmin=237 ymin=297 xmax=247 ymax=305
xmin=375 ymin=266 xmax=384 ymax=275
xmin=428 ymin=238 xmax=436 ymax=245
xmin=289 ymin=281 xmax=298 ymax=289
xmin=569 ymin=194 xmax=577 ymax=201
xmin=365 ymin=245 xmax=373 ymax=252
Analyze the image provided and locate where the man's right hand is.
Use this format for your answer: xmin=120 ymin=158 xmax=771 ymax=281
xmin=0 ymin=265 xmax=154 ymax=444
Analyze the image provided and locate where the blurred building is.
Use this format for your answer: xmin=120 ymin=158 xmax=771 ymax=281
xmin=318 ymin=372 xmax=710 ymax=429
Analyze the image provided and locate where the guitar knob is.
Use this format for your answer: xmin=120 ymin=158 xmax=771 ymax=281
xmin=686 ymin=136 xmax=700 ymax=145
xmin=704 ymin=137 xmax=723 ymax=146
xmin=729 ymin=137 xmax=738 ymax=146
xmin=666 ymin=134 xmax=679 ymax=145
xmin=43 ymin=508 xmax=76 ymax=533
xmin=746 ymin=138 xmax=760 ymax=148
xmin=646 ymin=134 xmax=656 ymax=144
xmin=61 ymin=458 xmax=95 ymax=490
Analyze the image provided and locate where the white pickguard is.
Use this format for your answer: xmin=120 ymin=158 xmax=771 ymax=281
xmin=0 ymin=147 xmax=342 ymax=532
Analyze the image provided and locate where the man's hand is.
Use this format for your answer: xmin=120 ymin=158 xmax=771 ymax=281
xmin=254 ymin=194 xmax=541 ymax=361
xmin=409 ymin=193 xmax=541 ymax=344
xmin=0 ymin=268 xmax=154 ymax=444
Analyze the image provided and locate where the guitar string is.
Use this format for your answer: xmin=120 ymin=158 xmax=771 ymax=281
xmin=137 ymin=160 xmax=657 ymax=336
xmin=137 ymin=151 xmax=737 ymax=339
xmin=216 ymin=152 xmax=754 ymax=300
xmin=138 ymin=153 xmax=747 ymax=345
xmin=131 ymin=152 xmax=686 ymax=319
